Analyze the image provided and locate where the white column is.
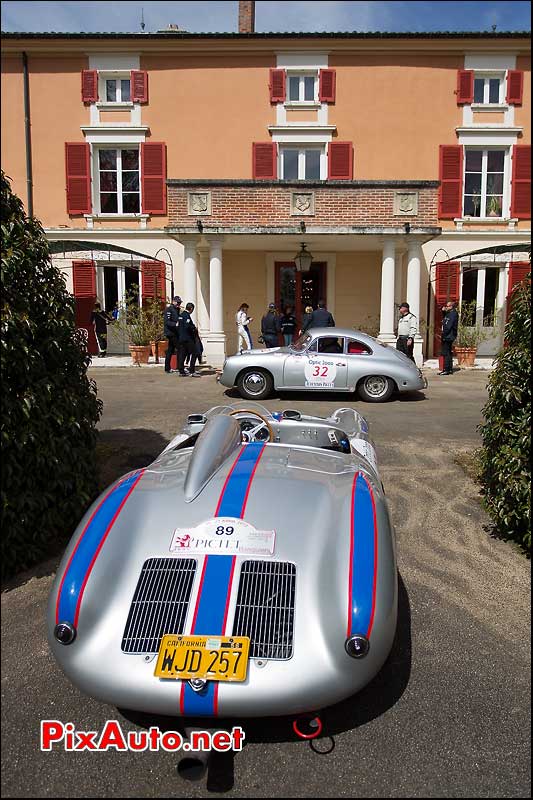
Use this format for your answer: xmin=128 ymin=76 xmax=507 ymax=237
xmin=197 ymin=248 xmax=210 ymax=336
xmin=378 ymin=239 xmax=396 ymax=343
xmin=182 ymin=236 xmax=199 ymax=320
xmin=205 ymin=237 xmax=226 ymax=368
xmin=209 ymin=239 xmax=223 ymax=333
xmin=406 ymin=242 xmax=423 ymax=366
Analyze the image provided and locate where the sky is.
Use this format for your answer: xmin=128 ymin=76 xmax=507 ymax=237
xmin=1 ymin=0 xmax=531 ymax=34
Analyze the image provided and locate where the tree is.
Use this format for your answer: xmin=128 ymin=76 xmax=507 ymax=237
xmin=478 ymin=269 xmax=531 ymax=552
xmin=1 ymin=172 xmax=103 ymax=580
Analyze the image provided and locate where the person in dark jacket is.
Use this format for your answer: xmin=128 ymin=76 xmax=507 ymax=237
xmin=164 ymin=296 xmax=181 ymax=373
xmin=261 ymin=303 xmax=281 ymax=348
xmin=280 ymin=305 xmax=297 ymax=346
xmin=90 ymin=302 xmax=112 ymax=357
xmin=306 ymin=300 xmax=335 ymax=330
xmin=177 ymin=303 xmax=201 ymax=376
xmin=300 ymin=305 xmax=313 ymax=335
xmin=184 ymin=302 xmax=204 ymax=368
xmin=439 ymin=300 xmax=459 ymax=375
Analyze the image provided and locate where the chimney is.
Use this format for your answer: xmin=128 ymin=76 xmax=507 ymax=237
xmin=238 ymin=1 xmax=255 ymax=33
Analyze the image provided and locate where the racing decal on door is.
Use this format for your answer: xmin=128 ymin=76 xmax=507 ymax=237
xmin=55 ymin=470 xmax=145 ymax=627
xmin=180 ymin=442 xmax=265 ymax=716
xmin=347 ymin=471 xmax=378 ymax=639
xmin=304 ymin=357 xmax=344 ymax=387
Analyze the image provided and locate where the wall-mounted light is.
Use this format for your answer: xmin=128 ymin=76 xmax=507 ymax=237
xmin=294 ymin=242 xmax=313 ymax=272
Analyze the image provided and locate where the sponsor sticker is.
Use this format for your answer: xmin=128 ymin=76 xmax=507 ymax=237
xmin=304 ymin=357 xmax=341 ymax=387
xmin=351 ymin=439 xmax=379 ymax=472
xmin=170 ymin=517 xmax=275 ymax=556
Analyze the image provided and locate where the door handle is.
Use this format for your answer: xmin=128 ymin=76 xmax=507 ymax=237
xmin=336 ymin=362 xmax=346 ymax=367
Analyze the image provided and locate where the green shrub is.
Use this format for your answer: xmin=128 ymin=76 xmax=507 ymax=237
xmin=477 ymin=270 xmax=531 ymax=552
xmin=1 ymin=172 xmax=103 ymax=581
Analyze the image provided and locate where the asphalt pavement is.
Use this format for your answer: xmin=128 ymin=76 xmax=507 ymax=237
xmin=1 ymin=368 xmax=530 ymax=798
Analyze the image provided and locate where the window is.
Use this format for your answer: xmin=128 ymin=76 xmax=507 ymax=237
xmin=99 ymin=73 xmax=132 ymax=104
xmin=463 ymin=148 xmax=506 ymax=218
xmin=98 ymin=148 xmax=140 ymax=214
xmin=105 ymin=78 xmax=131 ymax=103
xmin=281 ymin=146 xmax=322 ymax=179
xmin=346 ymin=339 xmax=371 ymax=355
xmin=473 ymin=74 xmax=504 ymax=105
xmin=286 ymin=73 xmax=317 ymax=104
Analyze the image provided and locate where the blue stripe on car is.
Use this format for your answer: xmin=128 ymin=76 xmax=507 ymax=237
xmin=350 ymin=473 xmax=376 ymax=637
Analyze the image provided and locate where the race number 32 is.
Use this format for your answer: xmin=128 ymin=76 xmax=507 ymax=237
xmin=312 ymin=365 xmax=329 ymax=377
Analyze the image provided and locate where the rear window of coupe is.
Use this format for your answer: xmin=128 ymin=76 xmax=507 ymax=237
xmin=346 ymin=339 xmax=372 ymax=355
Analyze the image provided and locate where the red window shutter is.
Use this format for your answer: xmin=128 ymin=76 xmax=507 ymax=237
xmin=510 ymin=145 xmax=531 ymax=219
xmin=319 ymin=69 xmax=336 ymax=103
xmin=328 ymin=142 xmax=353 ymax=180
xmin=65 ymin=142 xmax=92 ymax=215
xmin=433 ymin=262 xmax=460 ymax=355
xmin=72 ymin=260 xmax=96 ymax=298
xmin=252 ymin=142 xmax=277 ymax=179
xmin=506 ymin=70 xmax=524 ymax=105
xmin=456 ymin=70 xmax=474 ymax=104
xmin=131 ymin=70 xmax=148 ymax=103
xmin=506 ymin=261 xmax=531 ymax=320
xmin=81 ymin=70 xmax=98 ymax=103
xmin=269 ymin=69 xmax=285 ymax=103
xmin=438 ymin=145 xmax=463 ymax=219
xmin=141 ymin=142 xmax=167 ymax=215
xmin=141 ymin=260 xmax=166 ymax=303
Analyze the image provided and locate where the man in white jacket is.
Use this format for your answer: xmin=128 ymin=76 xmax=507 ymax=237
xmin=236 ymin=303 xmax=253 ymax=352
xmin=395 ymin=302 xmax=418 ymax=362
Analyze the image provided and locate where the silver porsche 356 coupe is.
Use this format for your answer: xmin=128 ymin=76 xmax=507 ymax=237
xmin=219 ymin=327 xmax=427 ymax=402
xmin=48 ymin=403 xmax=397 ymax=725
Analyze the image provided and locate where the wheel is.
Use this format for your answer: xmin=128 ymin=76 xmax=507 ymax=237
xmin=228 ymin=410 xmax=274 ymax=442
xmin=237 ymin=369 xmax=273 ymax=401
xmin=357 ymin=375 xmax=394 ymax=403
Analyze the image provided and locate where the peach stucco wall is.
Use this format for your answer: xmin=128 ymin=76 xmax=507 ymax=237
xmin=221 ymin=250 xmax=266 ymax=350
xmin=335 ymin=252 xmax=382 ymax=331
xmin=140 ymin=54 xmax=276 ymax=181
xmin=1 ymin=56 xmax=29 ymax=207
xmin=514 ymin=55 xmax=531 ymax=141
xmin=328 ymin=54 xmax=464 ymax=180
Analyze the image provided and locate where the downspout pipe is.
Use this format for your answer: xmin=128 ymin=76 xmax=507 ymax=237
xmin=22 ymin=51 xmax=34 ymax=217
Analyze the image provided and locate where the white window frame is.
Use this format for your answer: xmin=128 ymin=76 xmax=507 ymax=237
xmin=472 ymin=72 xmax=506 ymax=108
xmin=285 ymin=71 xmax=319 ymax=107
xmin=97 ymin=71 xmax=133 ymax=107
xmin=462 ymin=146 xmax=510 ymax=220
xmin=93 ymin=145 xmax=141 ymax=216
xmin=279 ymin=145 xmax=326 ymax=180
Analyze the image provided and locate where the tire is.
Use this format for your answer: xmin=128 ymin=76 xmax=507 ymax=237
xmin=357 ymin=375 xmax=395 ymax=403
xmin=237 ymin=369 xmax=274 ymax=401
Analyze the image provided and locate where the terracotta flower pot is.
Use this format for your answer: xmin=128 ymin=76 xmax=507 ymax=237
xmin=129 ymin=344 xmax=151 ymax=365
xmin=151 ymin=340 xmax=168 ymax=358
xmin=454 ymin=346 xmax=477 ymax=367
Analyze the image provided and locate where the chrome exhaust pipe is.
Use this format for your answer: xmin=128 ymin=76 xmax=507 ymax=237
xmin=176 ymin=726 xmax=214 ymax=782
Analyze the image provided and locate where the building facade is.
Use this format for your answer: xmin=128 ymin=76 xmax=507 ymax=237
xmin=1 ymin=5 xmax=530 ymax=365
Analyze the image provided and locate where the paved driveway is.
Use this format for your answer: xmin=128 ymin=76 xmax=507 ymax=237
xmin=1 ymin=369 xmax=530 ymax=798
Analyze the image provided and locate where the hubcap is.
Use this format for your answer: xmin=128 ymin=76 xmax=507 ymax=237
xmin=243 ymin=372 xmax=266 ymax=396
xmin=364 ymin=376 xmax=388 ymax=398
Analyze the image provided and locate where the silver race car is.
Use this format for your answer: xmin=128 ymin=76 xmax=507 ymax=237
xmin=48 ymin=403 xmax=397 ymax=723
xmin=219 ymin=327 xmax=427 ymax=402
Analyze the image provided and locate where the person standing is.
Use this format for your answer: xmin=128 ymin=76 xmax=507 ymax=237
xmin=184 ymin=302 xmax=203 ymax=370
xmin=261 ymin=303 xmax=281 ymax=348
xmin=177 ymin=302 xmax=201 ymax=376
xmin=395 ymin=302 xmax=418 ymax=362
xmin=236 ymin=303 xmax=253 ymax=352
xmin=306 ymin=300 xmax=335 ymax=330
xmin=439 ymin=300 xmax=459 ymax=375
xmin=164 ymin=295 xmax=181 ymax=373
xmin=300 ymin=305 xmax=313 ymax=335
xmin=90 ymin=302 xmax=111 ymax=358
xmin=280 ymin=305 xmax=297 ymax=347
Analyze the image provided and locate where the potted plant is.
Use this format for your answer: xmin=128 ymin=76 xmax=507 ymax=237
xmin=143 ymin=297 xmax=168 ymax=362
xmin=115 ymin=288 xmax=152 ymax=365
xmin=454 ymin=300 xmax=498 ymax=367
xmin=487 ymin=196 xmax=501 ymax=218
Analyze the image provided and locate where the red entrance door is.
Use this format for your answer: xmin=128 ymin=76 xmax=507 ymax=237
xmin=275 ymin=261 xmax=326 ymax=333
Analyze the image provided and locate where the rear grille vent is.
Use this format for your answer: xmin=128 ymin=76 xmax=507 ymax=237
xmin=232 ymin=561 xmax=296 ymax=660
xmin=121 ymin=558 xmax=197 ymax=654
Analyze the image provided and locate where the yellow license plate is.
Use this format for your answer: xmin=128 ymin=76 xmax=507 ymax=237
xmin=154 ymin=635 xmax=250 ymax=682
